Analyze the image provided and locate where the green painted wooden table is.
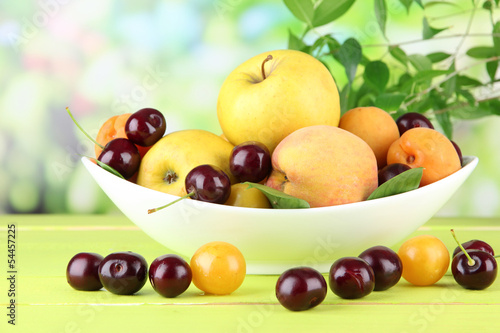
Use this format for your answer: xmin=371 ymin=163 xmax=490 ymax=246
xmin=1 ymin=215 xmax=499 ymax=333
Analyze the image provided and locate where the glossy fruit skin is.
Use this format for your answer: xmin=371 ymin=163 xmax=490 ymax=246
xmin=398 ymin=235 xmax=450 ymax=286
xmin=452 ymin=239 xmax=494 ymax=258
xmin=359 ymin=246 xmax=403 ymax=291
xmin=98 ymin=138 xmax=141 ymax=179
xmin=190 ymin=241 xmax=246 ymax=295
xmin=451 ymin=250 xmax=497 ymax=290
xmin=125 ymin=108 xmax=166 ymax=147
xmin=98 ymin=252 xmax=148 ymax=295
xmin=230 ymin=141 xmax=272 ymax=183
xmin=450 ymin=140 xmax=463 ymax=166
xmin=396 ymin=112 xmax=434 ymax=136
xmin=378 ymin=163 xmax=411 ymax=186
xmin=66 ymin=252 xmax=104 ymax=291
xmin=329 ymin=257 xmax=375 ymax=299
xmin=276 ymin=267 xmax=327 ymax=311
xmin=149 ymin=254 xmax=192 ymax=298
xmin=185 ymin=164 xmax=231 ymax=204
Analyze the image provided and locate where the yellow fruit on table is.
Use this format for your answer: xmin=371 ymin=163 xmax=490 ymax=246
xmin=217 ymin=49 xmax=340 ymax=153
xmin=266 ymin=125 xmax=378 ymax=207
xmin=137 ymin=129 xmax=236 ymax=196
xmin=224 ymin=183 xmax=272 ymax=208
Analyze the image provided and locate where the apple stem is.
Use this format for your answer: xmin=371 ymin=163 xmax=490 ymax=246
xmin=148 ymin=191 xmax=195 ymax=214
xmin=66 ymin=107 xmax=104 ymax=149
xmin=261 ymin=55 xmax=273 ymax=80
xmin=450 ymin=229 xmax=475 ymax=266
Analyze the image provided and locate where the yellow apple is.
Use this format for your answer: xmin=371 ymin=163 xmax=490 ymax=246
xmin=217 ymin=49 xmax=340 ymax=153
xmin=137 ymin=129 xmax=236 ymax=196
xmin=224 ymin=183 xmax=272 ymax=208
xmin=265 ymin=125 xmax=378 ymax=207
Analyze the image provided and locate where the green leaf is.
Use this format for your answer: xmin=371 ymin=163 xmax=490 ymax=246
xmin=486 ymin=60 xmax=498 ymax=82
xmin=288 ymin=29 xmax=307 ymax=51
xmin=390 ymin=46 xmax=408 ymax=67
xmin=493 ymin=21 xmax=500 ymax=55
xmin=422 ymin=17 xmax=447 ymax=39
xmin=424 ymin=1 xmax=460 ymax=9
xmin=414 ymin=0 xmax=424 ymax=8
xmin=375 ymin=93 xmax=406 ymax=112
xmin=433 ymin=94 xmax=453 ymax=139
xmin=413 ymin=69 xmax=449 ymax=82
xmin=94 ymin=159 xmax=125 ymax=179
xmin=443 ymin=62 xmax=456 ymax=99
xmin=367 ymin=168 xmax=423 ymax=200
xmin=374 ymin=0 xmax=387 ymax=36
xmin=408 ymin=54 xmax=433 ymax=71
xmin=456 ymin=75 xmax=483 ymax=87
xmin=399 ymin=0 xmax=413 ymax=13
xmin=426 ymin=52 xmax=452 ymax=63
xmin=312 ymin=0 xmax=356 ymax=27
xmin=363 ymin=61 xmax=390 ymax=93
xmin=325 ymin=35 xmax=341 ymax=53
xmin=339 ymin=84 xmax=350 ymax=115
xmin=284 ymin=0 xmax=314 ymax=27
xmin=244 ymin=182 xmax=310 ymax=209
xmin=336 ymin=38 xmax=362 ymax=84
xmin=466 ymin=46 xmax=496 ymax=59
xmin=450 ymin=105 xmax=495 ymax=120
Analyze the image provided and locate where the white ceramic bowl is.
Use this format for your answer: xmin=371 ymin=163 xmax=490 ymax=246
xmin=82 ymin=156 xmax=478 ymax=274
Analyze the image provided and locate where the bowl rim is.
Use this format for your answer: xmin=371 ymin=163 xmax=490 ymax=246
xmin=82 ymin=155 xmax=478 ymax=215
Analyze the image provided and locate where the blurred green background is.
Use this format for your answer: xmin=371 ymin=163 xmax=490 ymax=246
xmin=0 ymin=0 xmax=499 ymax=216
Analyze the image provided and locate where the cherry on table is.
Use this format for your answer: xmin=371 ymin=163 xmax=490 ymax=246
xmin=275 ymin=267 xmax=327 ymax=311
xmin=98 ymin=251 xmax=148 ymax=295
xmin=450 ymin=229 xmax=498 ymax=290
xmin=66 ymin=252 xmax=104 ymax=291
xmin=396 ymin=112 xmax=434 ymax=136
xmin=149 ymin=254 xmax=192 ymax=298
xmin=125 ymin=108 xmax=166 ymax=147
xmin=378 ymin=163 xmax=411 ymax=186
xmin=452 ymin=239 xmax=494 ymax=258
xmin=230 ymin=141 xmax=272 ymax=183
xmin=98 ymin=138 xmax=141 ymax=180
xmin=329 ymin=257 xmax=375 ymax=299
xmin=359 ymin=246 xmax=402 ymax=291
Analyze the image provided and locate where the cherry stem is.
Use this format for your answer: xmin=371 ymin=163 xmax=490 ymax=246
xmin=66 ymin=107 xmax=104 ymax=149
xmin=450 ymin=229 xmax=475 ymax=266
xmin=261 ymin=55 xmax=273 ymax=80
xmin=148 ymin=191 xmax=195 ymax=214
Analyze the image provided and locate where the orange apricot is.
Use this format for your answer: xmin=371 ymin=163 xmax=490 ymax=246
xmin=387 ymin=127 xmax=461 ymax=186
xmin=94 ymin=114 xmax=150 ymax=158
xmin=339 ymin=106 xmax=400 ymax=168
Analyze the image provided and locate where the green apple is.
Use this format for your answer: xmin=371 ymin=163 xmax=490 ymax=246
xmin=217 ymin=49 xmax=340 ymax=153
xmin=137 ymin=129 xmax=236 ymax=196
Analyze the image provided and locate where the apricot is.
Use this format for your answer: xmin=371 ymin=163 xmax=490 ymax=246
xmin=387 ymin=128 xmax=461 ymax=186
xmin=94 ymin=114 xmax=150 ymax=158
xmin=224 ymin=183 xmax=271 ymax=208
xmin=339 ymin=107 xmax=400 ymax=169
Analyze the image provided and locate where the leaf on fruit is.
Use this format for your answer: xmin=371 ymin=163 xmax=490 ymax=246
xmin=244 ymin=182 xmax=310 ymax=209
xmin=94 ymin=158 xmax=125 ymax=179
xmin=367 ymin=168 xmax=423 ymax=201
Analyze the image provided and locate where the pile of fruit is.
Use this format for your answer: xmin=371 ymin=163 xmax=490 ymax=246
xmin=69 ymin=49 xmax=464 ymax=210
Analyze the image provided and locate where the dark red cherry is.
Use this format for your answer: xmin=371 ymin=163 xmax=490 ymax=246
xmin=98 ymin=138 xmax=141 ymax=179
xmin=396 ymin=112 xmax=434 ymax=136
xmin=359 ymin=246 xmax=402 ymax=291
xmin=66 ymin=252 xmax=103 ymax=291
xmin=125 ymin=108 xmax=166 ymax=147
xmin=378 ymin=163 xmax=411 ymax=186
xmin=452 ymin=239 xmax=494 ymax=258
xmin=149 ymin=254 xmax=192 ymax=298
xmin=451 ymin=250 xmax=497 ymax=290
xmin=230 ymin=141 xmax=271 ymax=183
xmin=329 ymin=257 xmax=375 ymax=299
xmin=98 ymin=251 xmax=148 ymax=295
xmin=275 ymin=267 xmax=327 ymax=311
xmin=450 ymin=140 xmax=463 ymax=166
xmin=185 ymin=164 xmax=231 ymax=204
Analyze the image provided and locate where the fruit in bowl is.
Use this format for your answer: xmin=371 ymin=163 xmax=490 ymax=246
xmin=81 ymin=155 xmax=478 ymax=274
